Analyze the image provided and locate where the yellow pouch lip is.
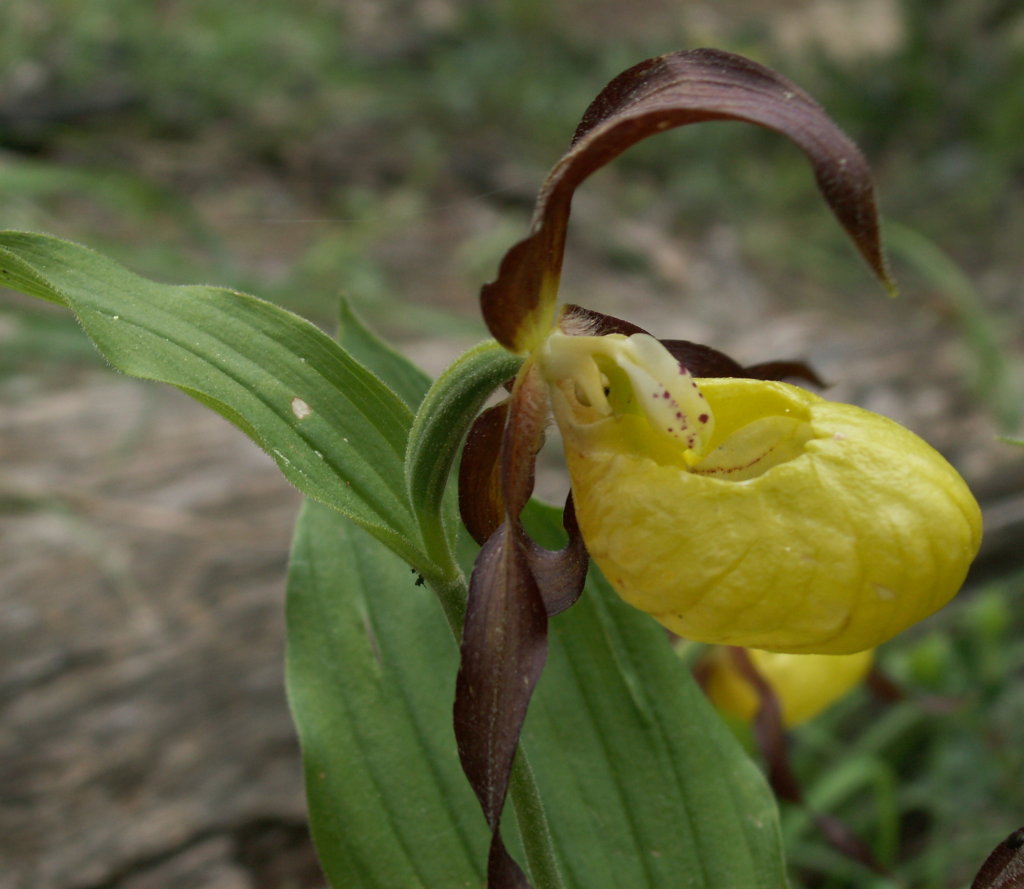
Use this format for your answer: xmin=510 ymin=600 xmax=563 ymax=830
xmin=558 ymin=377 xmax=983 ymax=655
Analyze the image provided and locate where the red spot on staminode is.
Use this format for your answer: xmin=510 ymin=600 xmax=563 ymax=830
xmin=699 ymin=413 xmax=709 ymax=423
xmin=661 ymin=391 xmax=670 ymax=399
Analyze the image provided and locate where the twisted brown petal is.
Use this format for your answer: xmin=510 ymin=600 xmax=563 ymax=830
xmin=482 ymin=48 xmax=894 ymax=353
xmin=455 ymin=364 xmax=588 ymax=888
xmin=523 ymin=494 xmax=588 ymax=616
xmin=455 ymin=521 xmax=549 ymax=889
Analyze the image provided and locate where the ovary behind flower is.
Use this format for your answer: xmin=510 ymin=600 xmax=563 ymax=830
xmin=540 ymin=331 xmax=982 ymax=655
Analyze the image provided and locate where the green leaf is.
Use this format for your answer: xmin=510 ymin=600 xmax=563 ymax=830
xmin=0 ymin=231 xmax=419 ymax=553
xmin=405 ymin=340 xmax=523 ymax=547
xmin=336 ymin=298 xmax=432 ymax=411
xmin=285 ymin=496 xmax=786 ymax=888
xmin=285 ymin=499 xmax=488 ymax=888
xmin=522 ymin=502 xmax=789 ymax=889
xmin=287 ymin=495 xmax=787 ymax=889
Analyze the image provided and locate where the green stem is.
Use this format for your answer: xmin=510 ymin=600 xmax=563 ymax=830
xmin=420 ymin=562 xmax=467 ymax=638
xmin=510 ymin=750 xmax=568 ymax=889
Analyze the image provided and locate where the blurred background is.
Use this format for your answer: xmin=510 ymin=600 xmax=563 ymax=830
xmin=1 ymin=1 xmax=1022 ymax=887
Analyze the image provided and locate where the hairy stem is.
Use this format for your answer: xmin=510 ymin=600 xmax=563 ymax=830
xmin=510 ymin=751 xmax=568 ymax=889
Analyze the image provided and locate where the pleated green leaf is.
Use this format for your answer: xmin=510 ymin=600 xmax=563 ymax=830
xmin=288 ymin=497 xmax=787 ymax=889
xmin=336 ymin=297 xmax=432 ymax=412
xmin=286 ymin=500 xmax=489 ymax=888
xmin=0 ymin=231 xmax=418 ymax=552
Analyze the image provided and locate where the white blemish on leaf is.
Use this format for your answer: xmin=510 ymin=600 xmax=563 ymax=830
xmin=291 ymin=397 xmax=313 ymax=420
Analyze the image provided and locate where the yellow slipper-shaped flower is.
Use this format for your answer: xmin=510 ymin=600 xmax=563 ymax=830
xmin=540 ymin=330 xmax=982 ymax=655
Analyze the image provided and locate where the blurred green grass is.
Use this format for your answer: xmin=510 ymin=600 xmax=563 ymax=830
xmin=777 ymin=569 xmax=1024 ymax=889
xmin=2 ymin=1 xmax=1023 ymax=886
xmin=3 ymin=1 xmax=1022 ymax=364
xmin=3 ymin=1 xmax=1021 ymax=400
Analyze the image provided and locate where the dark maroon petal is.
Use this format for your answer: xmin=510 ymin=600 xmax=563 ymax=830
xmin=454 ymin=523 xmax=549 ymax=889
xmin=664 ymin=341 xmax=826 ymax=384
xmin=523 ymin=494 xmax=588 ymax=616
xmin=453 ymin=356 xmax=593 ymax=887
xmin=482 ymin=48 xmax=894 ymax=351
xmin=498 ymin=364 xmax=549 ymax=518
xmin=561 ymin=305 xmax=825 ymax=384
xmin=661 ymin=339 xmax=746 ymax=378
xmin=558 ymin=303 xmax=650 ymax=337
xmin=459 ymin=402 xmax=512 ymax=546
xmin=972 ymin=828 xmax=1024 ymax=889
xmin=741 ymin=359 xmax=827 ymax=387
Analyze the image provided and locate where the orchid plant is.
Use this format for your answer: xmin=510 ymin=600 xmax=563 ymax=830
xmin=2 ymin=49 xmax=988 ymax=888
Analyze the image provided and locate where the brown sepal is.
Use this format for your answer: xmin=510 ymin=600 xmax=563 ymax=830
xmin=482 ymin=48 xmax=895 ymax=351
xmin=727 ymin=648 xmax=802 ymax=804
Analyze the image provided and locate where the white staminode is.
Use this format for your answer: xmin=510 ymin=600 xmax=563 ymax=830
xmin=539 ymin=331 xmax=715 ymax=455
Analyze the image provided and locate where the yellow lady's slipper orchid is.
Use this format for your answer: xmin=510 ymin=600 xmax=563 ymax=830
xmin=453 ymin=50 xmax=989 ymax=888
xmin=539 ymin=330 xmax=982 ymax=655
xmin=702 ymin=647 xmax=875 ymax=727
